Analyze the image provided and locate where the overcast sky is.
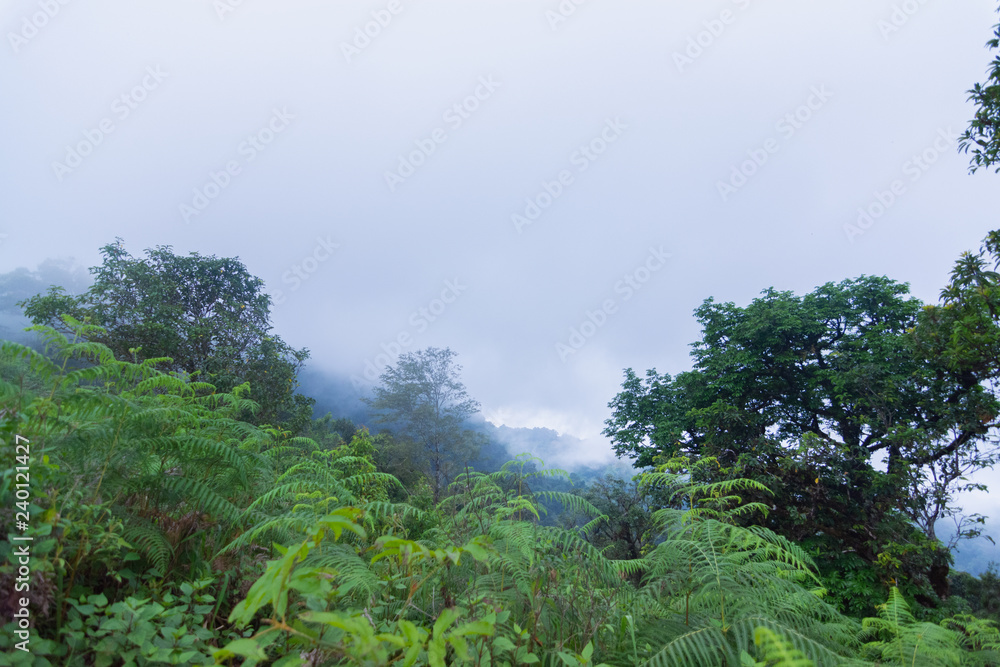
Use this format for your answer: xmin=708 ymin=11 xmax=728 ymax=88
xmin=2 ymin=0 xmax=999 ymax=569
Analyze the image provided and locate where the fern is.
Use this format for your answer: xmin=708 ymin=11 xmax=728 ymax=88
xmin=860 ymin=587 xmax=964 ymax=667
xmin=0 ymin=321 xmax=279 ymax=592
xmin=121 ymin=522 xmax=173 ymax=573
xmin=940 ymin=614 xmax=1000 ymax=667
xmin=159 ymin=476 xmax=241 ymax=521
xmin=644 ymin=626 xmax=732 ymax=666
xmin=752 ymin=626 xmax=816 ymax=667
xmin=630 ymin=468 xmax=862 ymax=667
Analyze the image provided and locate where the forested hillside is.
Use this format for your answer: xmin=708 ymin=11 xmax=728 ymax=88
xmin=1 ymin=223 xmax=999 ymax=666
xmin=3 ymin=9 xmax=1000 ymax=665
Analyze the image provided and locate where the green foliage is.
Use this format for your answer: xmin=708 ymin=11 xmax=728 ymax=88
xmin=860 ymin=587 xmax=965 ymax=666
xmin=210 ymin=456 xmax=872 ymax=666
xmin=218 ymin=507 xmax=501 ymax=667
xmin=58 ymin=579 xmax=223 ymax=666
xmin=960 ymin=6 xmax=1000 ymax=173
xmin=603 ymin=268 xmax=1000 ymax=614
xmin=221 ymin=428 xmax=402 ymax=556
xmin=0 ymin=319 xmax=311 ymax=655
xmin=940 ymin=614 xmax=1000 ymax=666
xmin=951 ymin=564 xmax=1000 ymax=621
xmin=364 ymin=347 xmax=485 ymax=501
xmin=17 ymin=239 xmax=313 ymax=431
xmin=637 ymin=464 xmax=858 ymax=667
xmin=370 ymin=430 xmax=429 ymax=500
xmin=751 ymin=627 xmax=817 ymax=667
xmin=568 ymin=473 xmax=657 ymax=563
xmin=4 ymin=319 xmax=998 ymax=667
xmin=5 ymin=235 xmax=1000 ymax=666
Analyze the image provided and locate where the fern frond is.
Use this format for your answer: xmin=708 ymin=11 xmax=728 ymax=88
xmin=130 ymin=373 xmax=195 ymax=397
xmin=0 ymin=340 xmax=61 ymax=379
xmin=121 ymin=523 xmax=173 ymax=573
xmin=753 ymin=626 xmax=816 ymax=667
xmin=343 ymin=471 xmax=403 ymax=491
xmin=159 ymin=476 xmax=240 ymax=521
xmin=643 ymin=626 xmax=731 ymax=667
xmin=533 ymin=490 xmax=604 ymax=518
xmin=364 ymin=501 xmax=426 ymax=524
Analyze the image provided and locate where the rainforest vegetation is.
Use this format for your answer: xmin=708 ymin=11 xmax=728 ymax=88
xmin=3 ymin=11 xmax=1000 ymax=667
xmin=1 ymin=235 xmax=999 ymax=667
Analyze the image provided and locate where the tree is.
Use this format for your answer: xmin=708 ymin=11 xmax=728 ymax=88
xmin=370 ymin=431 xmax=430 ymax=500
xmin=364 ymin=347 xmax=484 ymax=501
xmin=950 ymin=563 xmax=1000 ymax=621
xmin=604 ymin=262 xmax=1000 ymax=612
xmin=299 ymin=413 xmax=359 ymax=450
xmin=0 ymin=261 xmax=90 ymax=347
xmin=571 ymin=474 xmax=655 ymax=563
xmin=18 ymin=240 xmax=313 ymax=430
xmin=960 ymin=5 xmax=1000 ymax=173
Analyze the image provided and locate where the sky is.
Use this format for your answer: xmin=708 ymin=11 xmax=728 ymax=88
xmin=2 ymin=0 xmax=999 ymax=570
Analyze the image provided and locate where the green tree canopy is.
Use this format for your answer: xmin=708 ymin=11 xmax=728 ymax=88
xmin=364 ymin=347 xmax=485 ymax=501
xmin=18 ymin=239 xmax=313 ymax=431
xmin=603 ymin=242 xmax=1000 ymax=612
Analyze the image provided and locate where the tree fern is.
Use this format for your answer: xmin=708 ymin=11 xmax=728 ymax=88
xmin=0 ymin=321 xmax=278 ymax=601
xmin=940 ymin=614 xmax=1000 ymax=667
xmin=159 ymin=475 xmax=241 ymax=521
xmin=644 ymin=625 xmax=732 ymax=666
xmin=860 ymin=587 xmax=964 ymax=666
xmin=632 ymin=466 xmax=862 ymax=666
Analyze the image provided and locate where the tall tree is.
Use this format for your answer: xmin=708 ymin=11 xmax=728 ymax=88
xmin=364 ymin=347 xmax=484 ymax=501
xmin=19 ymin=239 xmax=313 ymax=430
xmin=604 ymin=256 xmax=1000 ymax=612
xmin=572 ymin=474 xmax=655 ymax=563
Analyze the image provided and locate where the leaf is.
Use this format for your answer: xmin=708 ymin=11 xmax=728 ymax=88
xmin=433 ymin=608 xmax=461 ymax=639
xmin=451 ymin=620 xmax=494 ymax=638
xmin=213 ymin=638 xmax=267 ymax=662
xmin=493 ymin=637 xmax=516 ymax=652
xmin=428 ymin=635 xmax=447 ymax=667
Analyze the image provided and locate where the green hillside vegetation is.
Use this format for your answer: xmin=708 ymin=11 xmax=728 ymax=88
xmin=1 ymin=228 xmax=999 ymax=666
xmin=3 ymin=10 xmax=1000 ymax=665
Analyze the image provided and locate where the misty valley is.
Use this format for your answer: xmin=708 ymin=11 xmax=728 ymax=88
xmin=4 ymin=3 xmax=1000 ymax=665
